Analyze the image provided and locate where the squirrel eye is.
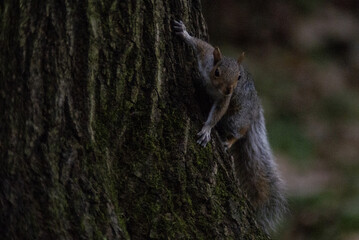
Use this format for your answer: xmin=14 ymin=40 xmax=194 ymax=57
xmin=215 ymin=69 xmax=220 ymax=77
xmin=238 ymin=75 xmax=241 ymax=80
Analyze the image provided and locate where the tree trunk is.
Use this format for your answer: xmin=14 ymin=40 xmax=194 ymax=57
xmin=0 ymin=0 xmax=267 ymax=239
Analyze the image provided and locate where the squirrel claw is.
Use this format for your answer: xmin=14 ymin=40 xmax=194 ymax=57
xmin=223 ymin=141 xmax=229 ymax=150
xmin=172 ymin=20 xmax=186 ymax=33
xmin=197 ymin=126 xmax=211 ymax=147
xmin=223 ymin=142 xmax=231 ymax=153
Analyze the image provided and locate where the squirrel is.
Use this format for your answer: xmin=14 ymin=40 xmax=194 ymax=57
xmin=173 ymin=20 xmax=286 ymax=234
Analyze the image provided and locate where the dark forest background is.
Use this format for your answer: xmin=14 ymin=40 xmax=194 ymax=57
xmin=202 ymin=0 xmax=359 ymax=239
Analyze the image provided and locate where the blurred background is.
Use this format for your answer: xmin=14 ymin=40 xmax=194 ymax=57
xmin=202 ymin=0 xmax=359 ymax=239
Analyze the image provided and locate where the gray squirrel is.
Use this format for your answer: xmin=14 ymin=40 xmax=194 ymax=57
xmin=173 ymin=20 xmax=286 ymax=234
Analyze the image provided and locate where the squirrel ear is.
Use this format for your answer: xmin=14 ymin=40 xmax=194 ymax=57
xmin=237 ymin=52 xmax=245 ymax=64
xmin=213 ymin=47 xmax=222 ymax=65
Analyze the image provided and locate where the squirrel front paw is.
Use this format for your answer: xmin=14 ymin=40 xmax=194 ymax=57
xmin=197 ymin=125 xmax=212 ymax=147
xmin=173 ymin=20 xmax=187 ymax=39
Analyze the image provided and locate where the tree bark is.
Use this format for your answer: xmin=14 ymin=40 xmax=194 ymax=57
xmin=0 ymin=0 xmax=267 ymax=239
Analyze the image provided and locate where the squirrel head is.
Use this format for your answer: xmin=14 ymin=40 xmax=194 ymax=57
xmin=210 ymin=47 xmax=245 ymax=96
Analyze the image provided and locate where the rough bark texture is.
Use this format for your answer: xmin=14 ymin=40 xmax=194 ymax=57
xmin=1 ymin=0 xmax=268 ymax=239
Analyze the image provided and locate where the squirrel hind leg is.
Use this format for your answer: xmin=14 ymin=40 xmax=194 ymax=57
xmin=224 ymin=127 xmax=249 ymax=150
xmin=224 ymin=136 xmax=239 ymax=150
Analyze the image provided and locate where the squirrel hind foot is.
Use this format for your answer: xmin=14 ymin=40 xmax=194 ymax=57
xmin=223 ymin=136 xmax=239 ymax=150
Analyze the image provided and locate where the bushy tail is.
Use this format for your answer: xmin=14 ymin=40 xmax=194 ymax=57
xmin=231 ymin=109 xmax=287 ymax=233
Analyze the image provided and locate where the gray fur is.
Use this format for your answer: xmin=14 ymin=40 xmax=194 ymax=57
xmin=219 ymin=66 xmax=287 ymax=233
xmin=230 ymin=103 xmax=287 ymax=233
xmin=173 ymin=20 xmax=287 ymax=234
xmin=219 ymin=66 xmax=259 ymax=139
